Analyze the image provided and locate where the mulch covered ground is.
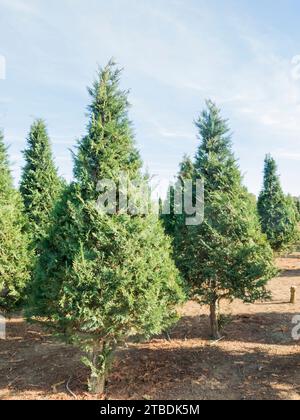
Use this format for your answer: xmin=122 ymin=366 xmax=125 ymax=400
xmin=1 ymin=253 xmax=300 ymax=400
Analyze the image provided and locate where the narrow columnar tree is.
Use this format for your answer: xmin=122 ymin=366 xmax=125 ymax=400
xmin=293 ymin=196 xmax=300 ymax=222
xmin=161 ymin=155 xmax=195 ymax=238
xmin=257 ymin=155 xmax=298 ymax=252
xmin=28 ymin=61 xmax=184 ymax=394
xmin=0 ymin=131 xmax=30 ymax=312
xmin=167 ymin=101 xmax=276 ymax=339
xmin=20 ymin=120 xmax=63 ymax=248
xmin=161 ymin=155 xmax=196 ymax=282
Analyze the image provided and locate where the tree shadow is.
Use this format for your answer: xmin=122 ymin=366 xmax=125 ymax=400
xmin=107 ymin=345 xmax=300 ymax=400
xmin=1 ymin=315 xmax=300 ymax=400
xmin=257 ymin=301 xmax=290 ymax=305
xmin=279 ymin=269 xmax=300 ymax=278
xmin=0 ymin=319 xmax=88 ymax=398
xmin=169 ymin=312 xmax=300 ymax=346
xmin=280 ymin=254 xmax=300 ymax=260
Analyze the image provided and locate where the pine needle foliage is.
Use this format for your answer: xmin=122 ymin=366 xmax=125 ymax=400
xmin=0 ymin=131 xmax=31 ymax=312
xmin=28 ymin=61 xmax=184 ymax=393
xmin=257 ymin=155 xmax=299 ymax=252
xmin=20 ymin=119 xmax=63 ymax=248
xmin=163 ymin=101 xmax=276 ymax=339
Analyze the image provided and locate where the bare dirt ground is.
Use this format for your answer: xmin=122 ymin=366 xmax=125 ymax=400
xmin=1 ymin=253 xmax=300 ymax=400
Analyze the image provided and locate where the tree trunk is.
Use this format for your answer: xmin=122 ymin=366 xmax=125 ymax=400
xmin=89 ymin=372 xmax=106 ymax=395
xmin=210 ymin=300 xmax=221 ymax=340
xmin=88 ymin=343 xmax=106 ymax=395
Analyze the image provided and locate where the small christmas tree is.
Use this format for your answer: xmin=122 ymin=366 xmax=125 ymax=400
xmin=257 ymin=155 xmax=298 ymax=252
xmin=0 ymin=131 xmax=31 ymax=312
xmin=166 ymin=101 xmax=276 ymax=339
xmin=28 ymin=61 xmax=184 ymax=393
xmin=20 ymin=120 xmax=63 ymax=249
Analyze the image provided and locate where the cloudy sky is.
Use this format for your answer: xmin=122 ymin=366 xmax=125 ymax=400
xmin=1 ymin=0 xmax=300 ymax=196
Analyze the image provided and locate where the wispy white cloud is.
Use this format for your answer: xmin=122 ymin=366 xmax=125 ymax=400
xmin=274 ymin=150 xmax=300 ymax=162
xmin=179 ymin=30 xmax=300 ymax=137
xmin=0 ymin=0 xmax=39 ymax=15
xmin=158 ymin=129 xmax=194 ymax=139
xmin=2 ymin=0 xmax=300 ymax=196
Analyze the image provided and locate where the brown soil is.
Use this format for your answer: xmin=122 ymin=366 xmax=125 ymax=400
xmin=1 ymin=253 xmax=300 ymax=400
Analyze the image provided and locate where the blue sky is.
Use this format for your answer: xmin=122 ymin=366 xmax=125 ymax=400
xmin=1 ymin=0 xmax=300 ymax=197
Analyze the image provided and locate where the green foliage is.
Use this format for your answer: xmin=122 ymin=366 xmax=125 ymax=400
xmin=28 ymin=61 xmax=184 ymax=392
xmin=257 ymin=155 xmax=299 ymax=252
xmin=164 ymin=101 xmax=276 ymax=338
xmin=293 ymin=196 xmax=300 ymax=222
xmin=161 ymin=155 xmax=195 ymax=238
xmin=20 ymin=120 xmax=63 ymax=248
xmin=74 ymin=62 xmax=142 ymax=196
xmin=0 ymin=131 xmax=31 ymax=312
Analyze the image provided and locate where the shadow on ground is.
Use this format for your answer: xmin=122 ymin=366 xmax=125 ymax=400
xmin=107 ymin=344 xmax=300 ymax=400
xmin=169 ymin=312 xmax=300 ymax=346
xmin=1 ymin=315 xmax=300 ymax=400
xmin=279 ymin=269 xmax=300 ymax=278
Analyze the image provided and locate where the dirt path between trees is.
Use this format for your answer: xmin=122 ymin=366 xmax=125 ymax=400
xmin=1 ymin=253 xmax=300 ymax=400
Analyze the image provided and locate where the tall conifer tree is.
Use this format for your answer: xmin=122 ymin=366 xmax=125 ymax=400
xmin=20 ymin=120 xmax=62 ymax=248
xmin=293 ymin=196 xmax=300 ymax=222
xmin=28 ymin=61 xmax=184 ymax=393
xmin=0 ymin=131 xmax=30 ymax=312
xmin=257 ymin=155 xmax=298 ymax=251
xmin=166 ymin=101 xmax=276 ymax=339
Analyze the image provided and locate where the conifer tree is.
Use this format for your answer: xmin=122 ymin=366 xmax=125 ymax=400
xmin=293 ymin=196 xmax=300 ymax=222
xmin=161 ymin=156 xmax=195 ymax=238
xmin=257 ymin=155 xmax=298 ymax=252
xmin=167 ymin=101 xmax=276 ymax=339
xmin=28 ymin=61 xmax=184 ymax=394
xmin=0 ymin=131 xmax=30 ymax=312
xmin=20 ymin=120 xmax=63 ymax=248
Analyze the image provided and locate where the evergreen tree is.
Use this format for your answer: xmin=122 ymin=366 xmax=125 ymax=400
xmin=167 ymin=101 xmax=276 ymax=339
xmin=28 ymin=61 xmax=184 ymax=394
xmin=293 ymin=196 xmax=300 ymax=222
xmin=20 ymin=120 xmax=63 ymax=248
xmin=161 ymin=156 xmax=195 ymax=238
xmin=0 ymin=131 xmax=30 ymax=312
xmin=257 ymin=155 xmax=298 ymax=252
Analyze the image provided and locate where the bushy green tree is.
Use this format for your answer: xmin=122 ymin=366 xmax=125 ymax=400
xmin=166 ymin=101 xmax=276 ymax=339
xmin=161 ymin=155 xmax=197 ymax=287
xmin=20 ymin=120 xmax=63 ymax=248
xmin=293 ymin=196 xmax=300 ymax=221
xmin=28 ymin=61 xmax=184 ymax=393
xmin=0 ymin=131 xmax=31 ymax=312
xmin=257 ymin=155 xmax=298 ymax=252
